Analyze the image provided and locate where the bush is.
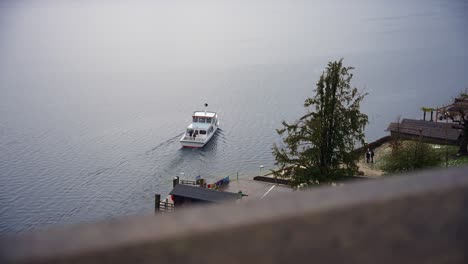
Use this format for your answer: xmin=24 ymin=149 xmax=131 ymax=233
xmin=381 ymin=140 xmax=441 ymax=173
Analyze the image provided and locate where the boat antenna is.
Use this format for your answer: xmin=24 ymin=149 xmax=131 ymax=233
xmin=204 ymin=103 xmax=208 ymax=114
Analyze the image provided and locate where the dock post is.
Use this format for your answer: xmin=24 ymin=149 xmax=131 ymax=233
xmin=155 ymin=194 xmax=161 ymax=213
xmin=173 ymin=176 xmax=179 ymax=187
xmin=197 ymin=178 xmax=206 ymax=188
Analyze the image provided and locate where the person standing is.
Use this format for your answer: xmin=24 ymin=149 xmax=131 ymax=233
xmin=370 ymin=149 xmax=375 ymax=163
xmin=366 ymin=148 xmax=370 ymax=163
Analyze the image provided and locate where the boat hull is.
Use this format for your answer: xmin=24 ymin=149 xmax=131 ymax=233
xmin=180 ymin=127 xmax=218 ymax=148
xmin=179 ymin=140 xmax=206 ymax=148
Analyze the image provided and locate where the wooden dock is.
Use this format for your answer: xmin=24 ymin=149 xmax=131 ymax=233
xmin=221 ymin=178 xmax=292 ymax=201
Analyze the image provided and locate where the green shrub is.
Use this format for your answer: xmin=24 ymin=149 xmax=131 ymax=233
xmin=381 ymin=140 xmax=441 ymax=173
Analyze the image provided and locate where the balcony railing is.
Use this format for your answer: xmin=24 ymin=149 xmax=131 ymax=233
xmin=1 ymin=166 xmax=467 ymax=264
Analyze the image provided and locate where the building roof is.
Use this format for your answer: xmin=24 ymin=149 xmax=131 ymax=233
xmin=193 ymin=111 xmax=216 ymax=118
xmin=169 ymin=184 xmax=239 ymax=203
xmin=188 ymin=123 xmax=211 ymax=130
xmin=439 ymin=96 xmax=468 ymax=114
xmin=386 ymin=119 xmax=461 ymax=141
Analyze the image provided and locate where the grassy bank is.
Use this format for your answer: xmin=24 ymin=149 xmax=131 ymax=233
xmin=374 ymin=141 xmax=468 ymax=174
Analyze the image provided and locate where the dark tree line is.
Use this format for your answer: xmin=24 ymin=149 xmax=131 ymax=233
xmin=448 ymin=94 xmax=468 ymax=154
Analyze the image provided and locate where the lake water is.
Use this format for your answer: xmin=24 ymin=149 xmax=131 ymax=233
xmin=1 ymin=0 xmax=467 ymax=234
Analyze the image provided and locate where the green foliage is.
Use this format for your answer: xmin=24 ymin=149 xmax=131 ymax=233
xmin=446 ymin=155 xmax=468 ymax=167
xmin=438 ymin=144 xmax=468 ymax=167
xmin=420 ymin=107 xmax=435 ymax=112
xmin=380 ymin=140 xmax=441 ymax=173
xmin=272 ymin=59 xmax=368 ymax=186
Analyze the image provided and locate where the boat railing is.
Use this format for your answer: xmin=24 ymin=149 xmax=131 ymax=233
xmin=181 ymin=135 xmax=206 ymax=142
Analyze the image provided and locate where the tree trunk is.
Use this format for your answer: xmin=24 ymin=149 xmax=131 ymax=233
xmin=459 ymin=124 xmax=468 ymax=154
xmin=423 ymin=111 xmax=426 ymax=121
xmin=459 ymin=138 xmax=468 ymax=154
xmin=430 ymin=111 xmax=433 ymax=122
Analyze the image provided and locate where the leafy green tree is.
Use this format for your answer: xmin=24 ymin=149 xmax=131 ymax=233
xmin=272 ymin=59 xmax=368 ymax=186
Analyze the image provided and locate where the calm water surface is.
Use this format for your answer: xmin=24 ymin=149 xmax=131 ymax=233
xmin=1 ymin=0 xmax=467 ymax=233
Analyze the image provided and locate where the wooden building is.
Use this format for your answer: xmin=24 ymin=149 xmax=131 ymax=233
xmin=386 ymin=119 xmax=461 ymax=145
xmin=169 ymin=184 xmax=240 ymax=207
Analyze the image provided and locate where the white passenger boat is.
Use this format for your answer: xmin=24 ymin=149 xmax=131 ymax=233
xmin=180 ymin=104 xmax=219 ymax=148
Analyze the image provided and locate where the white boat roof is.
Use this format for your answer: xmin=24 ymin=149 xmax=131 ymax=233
xmin=188 ymin=123 xmax=211 ymax=130
xmin=193 ymin=111 xmax=216 ymax=118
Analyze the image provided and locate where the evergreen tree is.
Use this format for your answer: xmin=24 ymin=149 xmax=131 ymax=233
xmin=273 ymin=59 xmax=368 ymax=185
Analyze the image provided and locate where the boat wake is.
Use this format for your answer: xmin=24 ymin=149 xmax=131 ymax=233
xmin=86 ymin=133 xmax=184 ymax=178
xmin=145 ymin=133 xmax=184 ymax=155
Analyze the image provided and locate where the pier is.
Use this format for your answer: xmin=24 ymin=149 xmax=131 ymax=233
xmin=155 ymin=175 xmax=293 ymax=212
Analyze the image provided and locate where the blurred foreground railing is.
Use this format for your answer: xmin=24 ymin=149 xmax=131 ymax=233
xmin=1 ymin=166 xmax=468 ymax=264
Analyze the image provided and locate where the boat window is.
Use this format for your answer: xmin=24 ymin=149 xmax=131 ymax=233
xmin=206 ymin=118 xmax=212 ymax=123
xmin=198 ymin=117 xmax=206 ymax=123
xmin=192 ymin=117 xmax=198 ymax=122
xmin=200 ymin=130 xmax=207 ymax=135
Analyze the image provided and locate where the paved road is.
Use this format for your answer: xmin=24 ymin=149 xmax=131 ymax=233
xmin=222 ymin=179 xmax=292 ymax=200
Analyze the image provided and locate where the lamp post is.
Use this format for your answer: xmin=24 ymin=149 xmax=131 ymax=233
xmin=445 ymin=112 xmax=449 ymax=168
xmin=364 ymin=140 xmax=368 ymax=161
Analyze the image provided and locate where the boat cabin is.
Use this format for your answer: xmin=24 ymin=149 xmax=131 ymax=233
xmin=192 ymin=111 xmax=217 ymax=124
xmin=180 ymin=108 xmax=219 ymax=148
xmin=185 ymin=112 xmax=217 ymax=138
xmin=186 ymin=123 xmax=214 ymax=138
